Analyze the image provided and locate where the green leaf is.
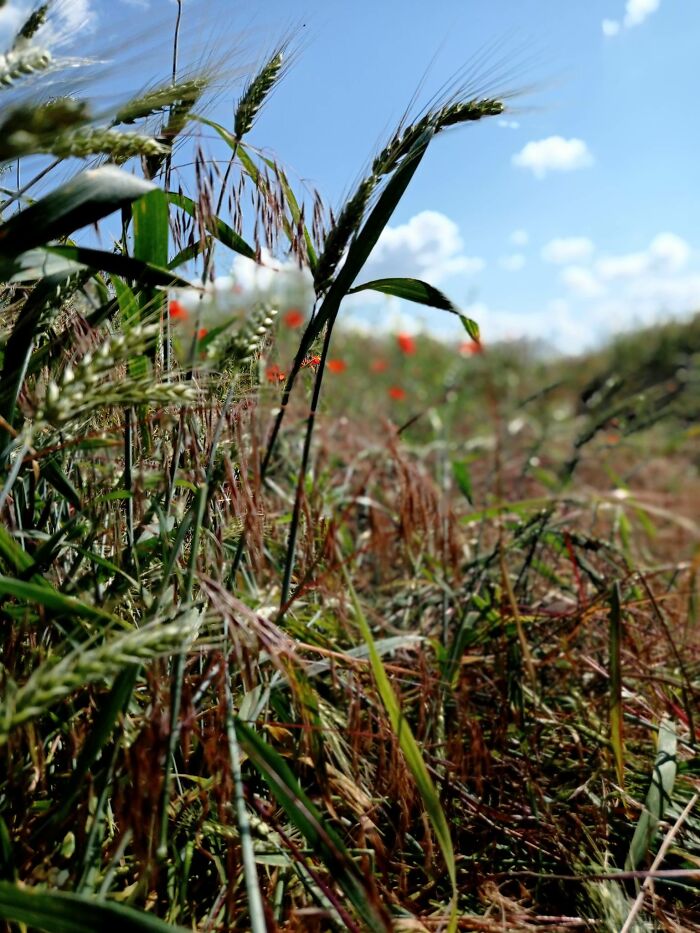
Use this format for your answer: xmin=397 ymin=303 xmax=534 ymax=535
xmin=0 ymin=525 xmax=33 ymax=574
xmin=459 ymin=314 xmax=480 ymax=343
xmin=234 ymin=719 xmax=390 ymax=932
xmin=625 ymin=719 xmax=678 ymax=870
xmin=452 ymin=460 xmax=474 ymax=505
xmin=133 ymin=190 xmax=169 ymax=269
xmin=44 ymin=246 xmax=191 ymax=289
xmin=166 ymin=191 xmax=255 ymax=260
xmin=0 ymin=167 xmax=154 ymax=260
xmin=0 ymin=881 xmax=190 ymax=933
xmin=132 ymin=189 xmax=169 ymax=351
xmin=349 ymin=277 xmax=459 ymax=313
xmin=0 ymin=576 xmax=115 ymax=624
xmin=345 ymin=570 xmax=458 ymax=932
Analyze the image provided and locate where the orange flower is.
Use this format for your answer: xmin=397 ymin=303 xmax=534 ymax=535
xmin=301 ymin=355 xmax=322 ymax=368
xmin=169 ymin=299 xmax=189 ymax=322
xmin=266 ymin=364 xmax=286 ymax=384
xmin=459 ymin=339 xmax=483 ymax=356
xmin=327 ymin=359 xmax=347 ymax=374
xmin=396 ymin=332 xmax=417 ymax=355
xmin=197 ymin=327 xmax=208 ymax=340
xmin=388 ymin=385 xmax=406 ymax=400
xmin=370 ymin=358 xmax=388 ymax=373
xmin=283 ymin=308 xmax=304 ymax=328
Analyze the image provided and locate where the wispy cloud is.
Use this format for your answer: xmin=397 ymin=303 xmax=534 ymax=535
xmin=542 ymin=237 xmax=595 ymax=264
xmin=512 ymin=136 xmax=594 ymax=179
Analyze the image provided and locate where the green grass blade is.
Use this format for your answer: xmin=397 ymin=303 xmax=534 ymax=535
xmin=625 ymin=719 xmax=678 ymax=870
xmin=345 ymin=571 xmax=458 ymax=931
xmin=0 ymin=881 xmax=190 ymax=933
xmin=133 ymin=189 xmax=169 ymax=269
xmin=0 ymin=167 xmax=153 ymax=259
xmin=0 ymin=575 xmax=116 ymax=623
xmin=348 ymin=276 xmax=460 ymax=313
xmin=234 ymin=719 xmax=390 ymax=932
xmin=452 ymin=459 xmax=474 ymax=506
xmin=0 ymin=525 xmax=33 ymax=574
xmin=43 ymin=245 xmax=191 ymax=288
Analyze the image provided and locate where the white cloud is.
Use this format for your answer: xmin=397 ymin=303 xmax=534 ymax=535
xmin=624 ymin=0 xmax=660 ymax=28
xmin=561 ymin=266 xmax=606 ymax=298
xmin=603 ymin=0 xmax=660 ymax=36
xmin=596 ymin=232 xmax=690 ymax=280
xmin=512 ymin=136 xmax=594 ymax=179
xmin=362 ymin=210 xmax=484 ymax=283
xmin=510 ymin=229 xmax=529 ymax=247
xmin=500 ymin=254 xmax=526 ymax=272
xmin=542 ymin=237 xmax=595 ymax=264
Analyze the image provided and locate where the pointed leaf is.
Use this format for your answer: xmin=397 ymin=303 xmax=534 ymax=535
xmin=235 ymin=719 xmax=390 ymax=932
xmin=349 ymin=277 xmax=459 ymax=313
xmin=44 ymin=245 xmax=191 ymax=288
xmin=0 ymin=880 xmax=190 ymax=933
xmin=0 ymin=167 xmax=154 ymax=259
xmin=345 ymin=571 xmax=458 ymax=932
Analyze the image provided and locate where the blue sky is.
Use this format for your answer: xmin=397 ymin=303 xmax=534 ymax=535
xmin=2 ymin=0 xmax=700 ymax=352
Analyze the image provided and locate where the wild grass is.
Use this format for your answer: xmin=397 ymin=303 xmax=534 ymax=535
xmin=0 ymin=6 xmax=698 ymax=933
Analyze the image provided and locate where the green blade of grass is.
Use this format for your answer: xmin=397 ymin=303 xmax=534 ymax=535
xmin=344 ymin=570 xmax=458 ymax=932
xmin=625 ymin=719 xmax=678 ymax=870
xmin=0 ymin=167 xmax=154 ymax=260
xmin=0 ymin=881 xmax=190 ymax=933
xmin=0 ymin=575 xmax=116 ymax=624
xmin=348 ymin=276 xmax=460 ymax=313
xmin=43 ymin=246 xmax=191 ymax=289
xmin=234 ymin=718 xmax=391 ymax=933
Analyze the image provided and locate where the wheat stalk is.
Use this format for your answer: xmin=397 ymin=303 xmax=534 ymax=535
xmin=314 ymin=96 xmax=504 ymax=292
xmin=0 ymin=609 xmax=203 ymax=744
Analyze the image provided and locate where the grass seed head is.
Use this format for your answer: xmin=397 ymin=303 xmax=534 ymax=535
xmin=234 ymin=48 xmax=285 ymax=140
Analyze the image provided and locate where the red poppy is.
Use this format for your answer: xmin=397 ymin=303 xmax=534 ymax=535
xmin=396 ymin=332 xmax=417 ymax=355
xmin=197 ymin=328 xmax=208 ymax=340
xmin=388 ymin=386 xmax=406 ymax=400
xmin=301 ymin=355 xmax=322 ymax=368
xmin=266 ymin=364 xmax=286 ymax=384
xmin=459 ymin=339 xmax=483 ymax=356
xmin=327 ymin=359 xmax=347 ymax=374
xmin=169 ymin=299 xmax=189 ymax=322
xmin=283 ymin=308 xmax=304 ymax=328
xmin=370 ymin=358 xmax=388 ymax=373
